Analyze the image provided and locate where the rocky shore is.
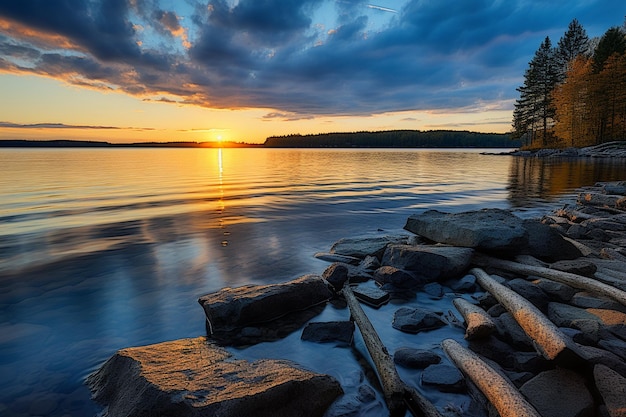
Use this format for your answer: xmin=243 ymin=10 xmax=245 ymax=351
xmin=506 ymin=140 xmax=626 ymax=158
xmin=88 ymin=181 xmax=626 ymax=417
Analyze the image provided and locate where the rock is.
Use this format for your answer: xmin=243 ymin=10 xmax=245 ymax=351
xmin=496 ymin=312 xmax=534 ymax=351
xmin=421 ymin=364 xmax=465 ymax=393
xmin=521 ymin=219 xmax=583 ymax=261
xmin=534 ymin=278 xmax=576 ymax=302
xmin=322 ymin=263 xmax=349 ymax=291
xmin=510 ymin=351 xmax=550 ymax=374
xmin=573 ymin=344 xmax=626 ymax=378
xmin=404 ymin=208 xmax=528 ymax=252
xmin=423 ymin=282 xmax=444 ymax=298
xmin=571 ymin=292 xmax=626 ymax=314
xmin=351 ymin=283 xmax=390 ymax=308
xmin=393 ymin=348 xmax=441 ymax=369
xmin=301 ymin=321 xmax=355 ymax=347
xmin=381 ymin=244 xmax=473 ymax=282
xmin=594 ymin=364 xmax=626 ymax=417
xmin=468 ymin=335 xmax=517 ymax=369
xmin=506 ymin=278 xmax=550 ymax=312
xmin=87 ymin=337 xmax=342 ymax=417
xmin=447 ymin=274 xmax=477 ymax=292
xmin=520 ymin=368 xmax=594 ymax=417
xmin=548 ymin=302 xmax=601 ymax=328
xmin=391 ymin=307 xmax=447 ymax=334
xmin=550 ymin=259 xmax=597 ymax=277
xmin=198 ymin=275 xmax=332 ymax=344
xmin=359 ymin=255 xmax=380 ymax=271
xmin=598 ymin=338 xmax=626 ymax=361
xmin=329 ymin=235 xmax=409 ymax=259
xmin=372 ymin=266 xmax=421 ymax=289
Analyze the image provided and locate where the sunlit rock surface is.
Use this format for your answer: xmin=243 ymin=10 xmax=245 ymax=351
xmin=88 ymin=337 xmax=342 ymax=417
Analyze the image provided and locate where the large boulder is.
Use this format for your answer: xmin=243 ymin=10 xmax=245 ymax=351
xmin=87 ymin=337 xmax=342 ymax=417
xmin=198 ymin=275 xmax=332 ymax=344
xmin=382 ymin=244 xmax=473 ymax=282
xmin=329 ymin=235 xmax=409 ymax=259
xmin=521 ymin=219 xmax=583 ymax=261
xmin=404 ymin=208 xmax=528 ymax=252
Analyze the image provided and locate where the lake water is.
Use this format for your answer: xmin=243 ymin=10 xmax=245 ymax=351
xmin=1 ymin=148 xmax=625 ymax=417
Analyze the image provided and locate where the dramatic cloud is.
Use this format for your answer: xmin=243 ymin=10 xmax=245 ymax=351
xmin=0 ymin=121 xmax=154 ymax=131
xmin=0 ymin=0 xmax=622 ymax=117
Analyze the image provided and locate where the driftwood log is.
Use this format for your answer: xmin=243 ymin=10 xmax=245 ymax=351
xmin=473 ymin=254 xmax=626 ymax=307
xmin=452 ymin=298 xmax=496 ymax=340
xmin=342 ymin=285 xmax=442 ymax=417
xmin=470 ymin=267 xmax=572 ymax=361
xmin=442 ymin=339 xmax=542 ymax=417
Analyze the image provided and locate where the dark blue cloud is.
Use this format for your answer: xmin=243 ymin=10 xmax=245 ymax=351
xmin=0 ymin=0 xmax=623 ymax=116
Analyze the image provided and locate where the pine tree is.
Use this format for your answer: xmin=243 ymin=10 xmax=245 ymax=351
xmin=555 ymin=19 xmax=589 ymax=82
xmin=593 ymin=27 xmax=626 ymax=72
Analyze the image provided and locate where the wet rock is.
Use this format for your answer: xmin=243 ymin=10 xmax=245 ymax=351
xmin=323 ymin=263 xmax=349 ymax=291
xmin=521 ymin=219 xmax=583 ymax=261
xmin=550 ymin=259 xmax=597 ymax=277
xmin=468 ymin=335 xmax=517 ymax=369
xmin=382 ymin=244 xmax=473 ymax=282
xmin=520 ymin=368 xmax=594 ymax=417
xmin=593 ymin=364 xmax=626 ymax=417
xmin=404 ymin=208 xmax=528 ymax=252
xmin=506 ymin=278 xmax=550 ymax=312
xmin=393 ymin=348 xmax=441 ymax=369
xmin=372 ymin=265 xmax=421 ymax=289
xmin=351 ymin=283 xmax=390 ymax=308
xmin=359 ymin=255 xmax=380 ymax=272
xmin=421 ymin=364 xmax=465 ymax=393
xmin=301 ymin=321 xmax=354 ymax=347
xmin=510 ymin=351 xmax=550 ymax=374
xmin=392 ymin=307 xmax=447 ymax=334
xmin=574 ymin=344 xmax=626 ymax=378
xmin=87 ymin=337 xmax=342 ymax=417
xmin=447 ymin=274 xmax=477 ymax=293
xmin=329 ymin=235 xmax=409 ymax=259
xmin=198 ymin=275 xmax=332 ymax=344
xmin=423 ymin=282 xmax=444 ymax=298
xmin=314 ymin=252 xmax=361 ymax=265
xmin=548 ymin=302 xmax=601 ymax=328
xmin=495 ymin=312 xmax=534 ymax=351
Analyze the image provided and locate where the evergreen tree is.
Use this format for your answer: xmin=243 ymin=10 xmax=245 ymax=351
xmin=593 ymin=27 xmax=626 ymax=72
xmin=555 ymin=19 xmax=589 ymax=82
xmin=512 ymin=37 xmax=559 ymax=147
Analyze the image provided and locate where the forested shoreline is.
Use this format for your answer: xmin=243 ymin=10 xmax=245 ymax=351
xmin=513 ymin=19 xmax=626 ymax=149
xmin=263 ymin=130 xmax=517 ymax=148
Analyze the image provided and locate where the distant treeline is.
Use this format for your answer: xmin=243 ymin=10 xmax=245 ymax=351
xmin=264 ymin=130 xmax=519 ymax=148
xmin=0 ymin=140 xmax=259 ymax=148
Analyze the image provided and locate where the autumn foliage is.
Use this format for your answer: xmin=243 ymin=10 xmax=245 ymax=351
xmin=513 ymin=20 xmax=626 ymax=149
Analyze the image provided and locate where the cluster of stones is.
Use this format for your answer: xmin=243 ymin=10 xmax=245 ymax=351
xmin=508 ymin=140 xmax=626 ymax=158
xmin=88 ymin=181 xmax=626 ymax=417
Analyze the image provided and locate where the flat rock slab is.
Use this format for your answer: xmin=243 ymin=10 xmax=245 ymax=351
xmin=392 ymin=307 xmax=447 ymax=334
xmin=404 ymin=208 xmax=528 ymax=252
xmin=382 ymin=244 xmax=473 ymax=282
xmin=329 ymin=235 xmax=409 ymax=259
xmin=198 ymin=274 xmax=332 ymax=333
xmin=87 ymin=337 xmax=342 ymax=417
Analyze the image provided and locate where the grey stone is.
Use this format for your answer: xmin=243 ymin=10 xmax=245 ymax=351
xmin=87 ymin=337 xmax=342 ymax=417
xmin=548 ymin=302 xmax=601 ymax=328
xmin=422 ymin=282 xmax=444 ymax=298
xmin=198 ymin=275 xmax=331 ymax=344
xmin=447 ymin=274 xmax=477 ymax=292
xmin=314 ymin=252 xmax=361 ymax=265
xmin=372 ymin=265 xmax=421 ymax=289
xmin=520 ymin=368 xmax=594 ymax=417
xmin=510 ymin=351 xmax=550 ymax=374
xmin=301 ymin=321 xmax=355 ymax=347
xmin=599 ymin=338 xmax=626 ymax=361
xmin=550 ymin=259 xmax=597 ymax=277
xmin=573 ymin=344 xmax=626 ymax=378
xmin=330 ymin=235 xmax=409 ymax=259
xmin=534 ymin=278 xmax=576 ymax=302
xmin=571 ymin=293 xmax=626 ymax=314
xmin=392 ymin=307 xmax=447 ymax=334
xmin=594 ymin=364 xmax=626 ymax=417
xmin=421 ymin=364 xmax=465 ymax=393
xmin=382 ymin=244 xmax=473 ymax=282
xmin=351 ymin=284 xmax=390 ymax=308
xmin=393 ymin=348 xmax=441 ymax=369
xmin=496 ymin=312 xmax=534 ymax=351
xmin=359 ymin=255 xmax=380 ymax=271
xmin=322 ymin=263 xmax=350 ymax=291
xmin=506 ymin=278 xmax=550 ymax=312
xmin=404 ymin=208 xmax=528 ymax=252
xmin=521 ymin=219 xmax=583 ymax=261
xmin=468 ymin=336 xmax=516 ymax=369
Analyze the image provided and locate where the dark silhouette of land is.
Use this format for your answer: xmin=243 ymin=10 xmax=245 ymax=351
xmin=0 ymin=130 xmax=519 ymax=148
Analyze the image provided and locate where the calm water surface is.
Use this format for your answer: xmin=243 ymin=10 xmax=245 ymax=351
xmin=1 ymin=148 xmax=625 ymax=416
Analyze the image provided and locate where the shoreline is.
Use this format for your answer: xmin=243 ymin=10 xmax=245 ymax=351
xmin=88 ymin=180 xmax=626 ymax=417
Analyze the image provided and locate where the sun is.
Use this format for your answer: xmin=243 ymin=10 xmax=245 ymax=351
xmin=216 ymin=134 xmax=223 ymax=142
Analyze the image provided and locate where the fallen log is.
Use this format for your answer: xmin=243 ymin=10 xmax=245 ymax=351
xmin=442 ymin=339 xmax=542 ymax=417
xmin=452 ymin=298 xmax=496 ymax=340
xmin=341 ymin=285 xmax=442 ymax=417
xmin=470 ymin=267 xmax=572 ymax=361
xmin=473 ymin=254 xmax=626 ymax=307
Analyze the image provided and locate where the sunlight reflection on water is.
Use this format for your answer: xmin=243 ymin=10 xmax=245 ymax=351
xmin=0 ymin=148 xmax=625 ymax=417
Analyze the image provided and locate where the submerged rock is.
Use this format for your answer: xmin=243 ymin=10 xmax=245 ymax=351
xmin=87 ymin=337 xmax=342 ymax=417
xmin=392 ymin=307 xmax=447 ymax=334
xmin=301 ymin=321 xmax=355 ymax=346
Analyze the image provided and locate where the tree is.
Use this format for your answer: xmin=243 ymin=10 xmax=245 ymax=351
xmin=555 ymin=19 xmax=589 ymax=82
xmin=593 ymin=27 xmax=626 ymax=72
xmin=512 ymin=37 xmax=559 ymax=147
xmin=553 ymin=56 xmax=593 ymax=146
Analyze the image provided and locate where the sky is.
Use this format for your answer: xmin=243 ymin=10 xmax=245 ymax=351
xmin=0 ymin=0 xmax=624 ymax=144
